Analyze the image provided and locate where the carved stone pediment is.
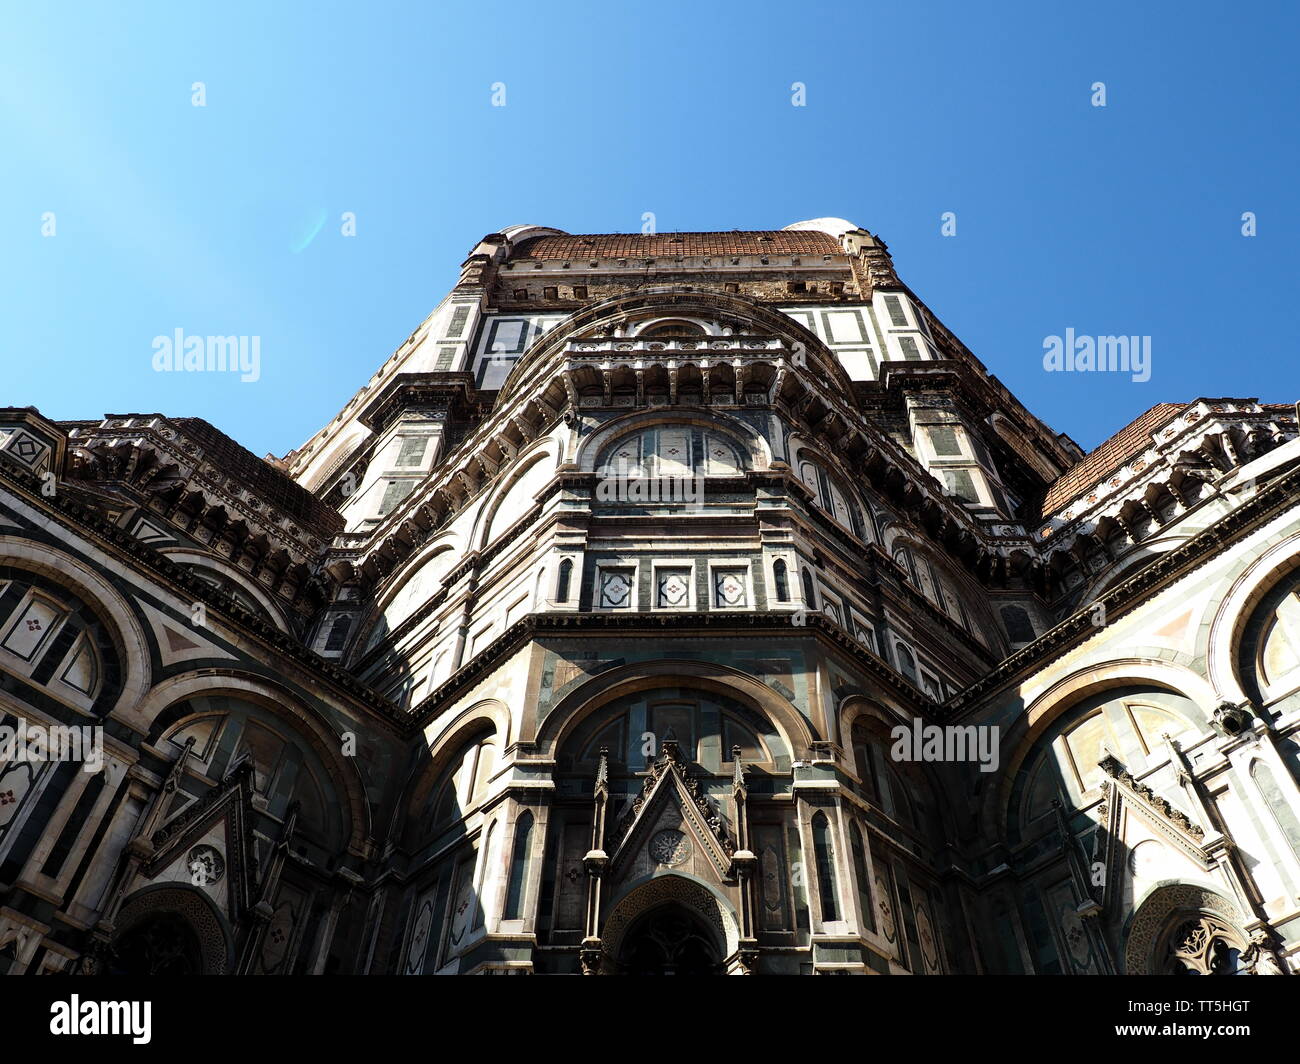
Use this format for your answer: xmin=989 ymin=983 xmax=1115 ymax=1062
xmin=606 ymin=742 xmax=736 ymax=881
xmin=1093 ymin=756 xmax=1210 ymax=913
xmin=136 ymin=758 xmax=259 ymax=924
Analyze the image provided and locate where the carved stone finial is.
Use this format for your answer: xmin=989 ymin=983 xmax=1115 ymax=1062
xmin=1097 ymin=751 xmax=1124 ymax=778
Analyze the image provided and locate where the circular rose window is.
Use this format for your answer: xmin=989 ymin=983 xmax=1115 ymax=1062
xmin=649 ymin=829 xmax=692 ymax=867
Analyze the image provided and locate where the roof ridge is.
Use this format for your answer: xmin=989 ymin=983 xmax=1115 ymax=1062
xmin=1040 ymin=402 xmax=1188 ymax=515
xmin=509 ymin=230 xmax=843 ymax=260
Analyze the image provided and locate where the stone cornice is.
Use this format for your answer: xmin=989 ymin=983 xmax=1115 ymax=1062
xmin=407 ymin=610 xmax=941 ymax=734
xmin=71 ymin=415 xmax=341 ymax=550
xmin=942 ymin=459 xmax=1300 ymax=717
xmin=354 ymin=373 xmax=483 ymax=435
xmin=0 ymin=459 xmax=407 ymax=733
xmin=1035 ymin=401 xmax=1293 ymax=539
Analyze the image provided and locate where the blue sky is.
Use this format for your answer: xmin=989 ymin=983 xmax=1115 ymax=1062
xmin=2 ymin=1 xmax=1296 ymax=458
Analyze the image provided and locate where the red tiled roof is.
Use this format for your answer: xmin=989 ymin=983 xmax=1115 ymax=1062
xmin=1041 ymin=403 xmax=1186 ymax=515
xmin=510 ymin=230 xmax=843 ymax=260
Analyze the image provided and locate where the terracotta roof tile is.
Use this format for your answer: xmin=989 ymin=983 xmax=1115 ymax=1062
xmin=511 ymin=230 xmax=843 ymax=261
xmin=171 ymin=417 xmax=343 ymax=535
xmin=1041 ymin=403 xmax=1186 ymax=515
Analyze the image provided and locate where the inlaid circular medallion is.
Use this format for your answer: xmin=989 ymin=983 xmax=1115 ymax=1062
xmin=649 ymin=829 xmax=691 ymax=867
xmin=187 ymin=844 xmax=225 ymax=886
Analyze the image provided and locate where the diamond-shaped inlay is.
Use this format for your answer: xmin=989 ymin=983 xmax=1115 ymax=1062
xmin=4 ymin=431 xmax=47 ymax=468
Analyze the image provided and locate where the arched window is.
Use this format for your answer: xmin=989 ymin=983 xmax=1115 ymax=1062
xmin=895 ymin=643 xmax=918 ymax=685
xmin=504 ymin=811 xmax=534 ymax=920
xmin=561 ymin=687 xmax=789 ymax=774
xmin=1000 ymin=605 xmax=1036 ymax=644
xmin=1162 ymin=915 xmax=1247 ymax=975
xmin=0 ymin=568 xmax=113 ymax=712
xmin=429 ymin=729 xmax=497 ymax=830
xmin=773 ymin=559 xmax=790 ymax=603
xmin=474 ymin=822 xmax=495 ymax=932
xmin=1124 ymin=886 xmax=1254 ymax=974
xmin=811 ymin=812 xmax=839 ymax=921
xmin=485 ymin=456 xmax=554 ymax=543
xmin=801 ymin=568 xmax=817 ymax=610
xmin=365 ymin=548 xmax=457 ymax=653
xmin=185 ymin=566 xmax=278 ymax=623
xmin=851 ymin=822 xmax=874 ymax=933
xmin=893 ymin=546 xmax=919 ymax=586
xmin=597 ymin=426 xmax=746 ymax=479
xmin=324 ymin=615 xmax=352 ymax=652
xmin=1012 ymin=689 xmax=1202 ymax=843
xmin=161 ymin=697 xmax=340 ymax=845
xmin=797 ymin=454 xmax=869 ymax=540
xmin=555 ymin=559 xmax=573 ymax=603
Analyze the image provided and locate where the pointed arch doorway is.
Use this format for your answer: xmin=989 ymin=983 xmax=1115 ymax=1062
xmin=618 ymin=902 xmax=725 ymax=975
xmin=599 ymin=874 xmax=737 ymax=975
xmin=1124 ymin=884 xmax=1251 ymax=975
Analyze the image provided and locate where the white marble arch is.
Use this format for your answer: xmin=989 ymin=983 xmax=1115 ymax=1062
xmin=157 ymin=548 xmax=291 ymax=633
xmin=1203 ymin=529 xmax=1300 ymax=708
xmin=1076 ymin=539 xmax=1177 ymax=608
xmin=577 ymin=407 xmax=773 ymax=476
xmin=835 ymin=692 xmax=913 ymax=746
xmin=352 ymin=529 xmax=467 ymax=662
xmin=836 ymin=693 xmax=959 ymax=829
xmin=533 ymin=658 xmax=815 ymax=764
xmin=628 ymin=315 xmax=719 ymax=337
xmin=979 ymin=658 xmax=1218 ymax=844
xmin=0 ymin=535 xmax=151 ymax=722
xmin=131 ymin=670 xmax=372 ymax=854
xmin=295 ymin=423 xmax=370 ymax=493
xmin=401 ymin=698 xmax=513 ymax=835
xmin=472 ymin=437 xmax=562 ymax=552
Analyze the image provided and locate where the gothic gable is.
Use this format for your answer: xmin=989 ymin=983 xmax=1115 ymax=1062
xmin=135 ymin=758 xmax=260 ymax=925
xmin=606 ymin=741 xmax=736 ymax=885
